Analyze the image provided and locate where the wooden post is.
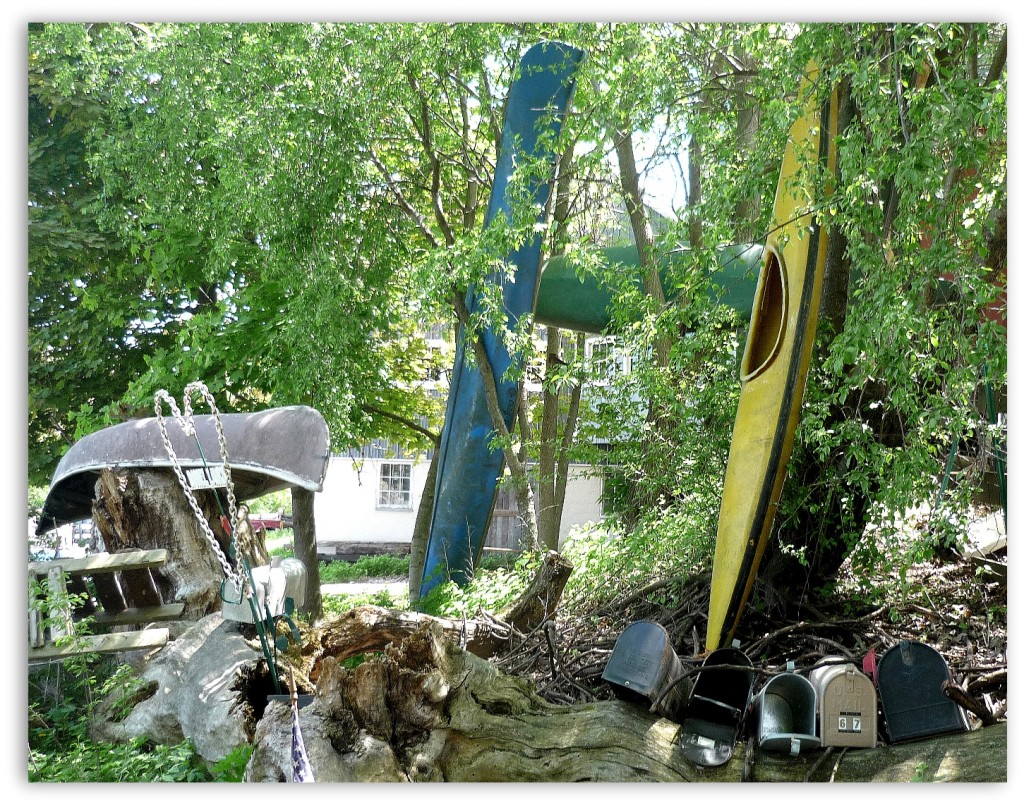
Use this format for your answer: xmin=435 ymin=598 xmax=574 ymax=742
xmin=46 ymin=566 xmax=74 ymax=642
xmin=28 ymin=572 xmax=44 ymax=649
xmin=291 ymin=487 xmax=322 ymax=621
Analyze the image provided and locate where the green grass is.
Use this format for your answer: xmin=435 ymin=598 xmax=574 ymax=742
xmin=319 ymin=553 xmax=410 ymax=582
xmin=322 ymin=588 xmax=410 ymax=618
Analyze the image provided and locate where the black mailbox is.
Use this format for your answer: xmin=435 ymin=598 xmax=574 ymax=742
xmin=602 ymin=620 xmax=691 ymax=722
xmin=678 ymin=642 xmax=755 ymax=767
xmin=877 ymin=640 xmax=968 ymax=743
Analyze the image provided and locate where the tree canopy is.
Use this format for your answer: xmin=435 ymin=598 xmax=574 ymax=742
xmin=28 ymin=22 xmax=1006 ymax=588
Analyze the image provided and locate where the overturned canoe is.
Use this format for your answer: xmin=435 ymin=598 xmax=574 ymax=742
xmin=419 ymin=41 xmax=584 ymax=597
xmin=36 ymin=405 xmax=330 ymax=535
xmin=705 ymin=67 xmax=839 ymax=652
xmin=535 ymin=242 xmax=763 ymax=334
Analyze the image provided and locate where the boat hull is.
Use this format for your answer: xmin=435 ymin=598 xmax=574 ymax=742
xmin=705 ymin=68 xmax=839 ymax=651
xmin=419 ymin=42 xmax=583 ymax=596
xmin=37 ymin=405 xmax=330 ymax=534
xmin=535 ymin=243 xmax=763 ymax=334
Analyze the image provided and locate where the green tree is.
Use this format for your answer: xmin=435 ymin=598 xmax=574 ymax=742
xmin=28 ymin=22 xmax=1006 ymax=613
xmin=28 ymin=23 xmax=180 ymax=485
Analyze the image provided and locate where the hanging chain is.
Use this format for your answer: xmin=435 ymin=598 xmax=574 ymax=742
xmin=154 ymin=381 xmax=244 ymax=592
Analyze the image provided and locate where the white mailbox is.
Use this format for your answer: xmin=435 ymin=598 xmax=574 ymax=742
xmin=809 ymin=657 xmax=878 ymax=748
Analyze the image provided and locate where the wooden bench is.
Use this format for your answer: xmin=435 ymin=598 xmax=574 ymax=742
xmin=28 ymin=549 xmax=184 ymax=661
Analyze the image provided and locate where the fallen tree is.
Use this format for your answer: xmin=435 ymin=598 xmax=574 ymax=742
xmin=248 ymin=621 xmax=1007 ymax=782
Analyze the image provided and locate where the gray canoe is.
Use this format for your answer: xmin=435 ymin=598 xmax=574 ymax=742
xmin=36 ymin=405 xmax=330 ymax=535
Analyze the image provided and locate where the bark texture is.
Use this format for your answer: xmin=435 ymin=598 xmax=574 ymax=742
xmin=311 ymin=552 xmax=573 ymax=679
xmin=291 ymin=486 xmax=322 ymax=621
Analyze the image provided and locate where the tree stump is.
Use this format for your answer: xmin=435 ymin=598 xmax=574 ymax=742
xmin=92 ymin=468 xmax=227 ymax=619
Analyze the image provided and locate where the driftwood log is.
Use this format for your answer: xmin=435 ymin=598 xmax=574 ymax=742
xmin=249 ymin=622 xmax=1007 ymax=782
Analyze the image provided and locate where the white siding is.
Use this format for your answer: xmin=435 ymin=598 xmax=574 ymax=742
xmin=314 ymin=456 xmax=431 ymax=543
xmin=556 ymin=466 xmax=605 ymax=544
xmin=313 ymin=456 xmax=605 ymax=547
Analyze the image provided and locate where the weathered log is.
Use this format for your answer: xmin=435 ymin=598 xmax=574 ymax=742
xmin=310 ymin=605 xmax=517 ymax=680
xmin=311 ymin=552 xmax=573 ymax=678
xmin=249 ymin=623 xmax=1007 ymax=783
xmin=499 ymin=551 xmax=573 ymax=632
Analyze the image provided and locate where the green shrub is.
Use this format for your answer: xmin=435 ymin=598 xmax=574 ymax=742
xmin=207 ymin=744 xmax=254 ymax=782
xmin=322 ymin=587 xmax=409 ymax=619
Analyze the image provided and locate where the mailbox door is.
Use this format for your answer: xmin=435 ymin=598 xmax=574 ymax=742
xmin=821 ymin=669 xmax=877 ymax=748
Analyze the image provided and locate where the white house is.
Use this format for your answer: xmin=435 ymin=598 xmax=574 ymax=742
xmin=313 ymin=447 xmax=606 ymax=553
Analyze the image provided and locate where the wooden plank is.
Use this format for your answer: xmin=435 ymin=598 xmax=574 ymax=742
xmin=93 ymin=603 xmax=185 ymax=626
xmin=27 ymin=629 xmax=169 ymax=661
xmin=329 ymin=542 xmax=411 ymax=561
xmin=28 ymin=549 xmax=169 ymax=578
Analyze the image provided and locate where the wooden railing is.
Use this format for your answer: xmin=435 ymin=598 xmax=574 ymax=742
xmin=28 ymin=549 xmax=184 ymax=661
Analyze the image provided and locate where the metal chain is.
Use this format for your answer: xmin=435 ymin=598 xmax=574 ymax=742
xmin=154 ymin=382 xmax=244 ymax=592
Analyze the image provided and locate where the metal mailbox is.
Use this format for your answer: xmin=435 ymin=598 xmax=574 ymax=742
xmin=809 ymin=657 xmax=878 ymax=748
xmin=876 ymin=640 xmax=968 ymax=743
xmin=602 ymin=621 xmax=691 ymax=722
xmin=678 ymin=643 xmax=755 ymax=767
xmin=755 ymin=665 xmax=821 ymax=756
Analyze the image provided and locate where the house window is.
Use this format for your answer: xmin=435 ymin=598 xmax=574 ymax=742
xmin=586 ymin=336 xmax=630 ymax=381
xmin=377 ymin=462 xmax=413 ymax=509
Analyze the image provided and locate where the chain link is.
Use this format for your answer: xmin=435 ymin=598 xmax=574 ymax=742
xmin=154 ymin=381 xmax=245 ymax=593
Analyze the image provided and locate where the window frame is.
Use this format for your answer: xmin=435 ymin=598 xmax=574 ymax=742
xmin=376 ymin=461 xmax=414 ymax=511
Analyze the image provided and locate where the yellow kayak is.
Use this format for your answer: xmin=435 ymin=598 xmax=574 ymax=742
xmin=706 ymin=66 xmax=839 ymax=652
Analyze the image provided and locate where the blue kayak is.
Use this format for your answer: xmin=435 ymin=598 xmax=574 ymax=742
xmin=420 ymin=42 xmax=584 ymax=597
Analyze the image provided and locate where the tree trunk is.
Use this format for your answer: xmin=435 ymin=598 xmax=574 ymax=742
xmin=408 ymin=445 xmax=440 ymax=603
xmin=91 ymin=468 xmax=226 ymax=620
xmin=535 ymin=149 xmax=584 ymax=553
xmin=732 ymin=50 xmax=762 ymax=242
xmin=247 ymin=622 xmax=1007 ymax=782
xmin=291 ymin=486 xmax=322 ymax=621
xmin=537 ymin=327 xmax=562 ymax=552
xmin=312 ymin=552 xmax=573 ymax=676
xmin=686 ymin=132 xmax=703 ymax=249
xmin=613 ymin=128 xmax=670 ymax=368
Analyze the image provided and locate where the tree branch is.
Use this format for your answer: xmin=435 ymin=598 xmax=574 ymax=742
xmin=362 ymin=403 xmax=439 ymax=445
xmin=367 ymin=149 xmax=441 ymax=249
xmin=451 ymin=294 xmax=528 ymax=482
xmin=407 ymin=71 xmax=456 ymax=247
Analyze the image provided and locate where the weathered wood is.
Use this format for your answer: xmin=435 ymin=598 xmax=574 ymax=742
xmin=91 ymin=468 xmax=227 ymax=619
xmin=91 ymin=571 xmax=127 ymax=614
xmin=115 ymin=567 xmax=164 ymax=610
xmin=250 ymin=623 xmax=1006 ymax=782
xmin=93 ymin=603 xmax=186 ymax=626
xmin=499 ymin=551 xmax=573 ymax=633
xmin=311 ymin=605 xmax=513 ymax=679
xmin=28 ymin=547 xmax=181 ymax=654
xmin=27 ymin=573 xmax=45 ymax=648
xmin=28 ymin=628 xmax=170 ymax=661
xmin=28 ymin=549 xmax=170 ymax=577
xmin=66 ymin=573 xmax=97 ymax=616
xmin=312 ymin=555 xmax=573 ymax=678
xmin=46 ymin=566 xmax=73 ymax=640
xmin=291 ymin=486 xmax=322 ymax=621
